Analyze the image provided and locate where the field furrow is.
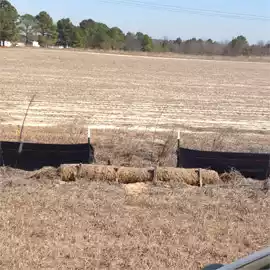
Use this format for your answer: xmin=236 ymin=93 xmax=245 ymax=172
xmin=1 ymin=48 xmax=270 ymax=133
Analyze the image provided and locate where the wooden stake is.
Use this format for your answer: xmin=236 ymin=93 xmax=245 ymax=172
xmin=177 ymin=130 xmax=180 ymax=149
xmin=88 ymin=127 xmax=91 ymax=142
xmin=87 ymin=126 xmax=92 ymax=164
xmin=177 ymin=130 xmax=181 ymax=167
xmin=152 ymin=166 xmax=158 ymax=185
xmin=199 ymin=168 xmax=203 ymax=187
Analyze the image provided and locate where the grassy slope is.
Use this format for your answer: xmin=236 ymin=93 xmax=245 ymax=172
xmin=0 ymin=171 xmax=269 ymax=270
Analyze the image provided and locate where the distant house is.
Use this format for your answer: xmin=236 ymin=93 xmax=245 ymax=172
xmin=15 ymin=40 xmax=40 ymax=47
xmin=17 ymin=35 xmax=40 ymax=47
xmin=32 ymin=41 xmax=40 ymax=47
xmin=0 ymin=39 xmax=40 ymax=47
xmin=0 ymin=41 xmax=12 ymax=47
xmin=55 ymin=39 xmax=70 ymax=49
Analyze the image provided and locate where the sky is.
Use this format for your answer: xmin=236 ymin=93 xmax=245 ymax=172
xmin=11 ymin=0 xmax=270 ymax=44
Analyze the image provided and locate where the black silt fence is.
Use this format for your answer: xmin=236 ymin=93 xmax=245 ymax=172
xmin=0 ymin=141 xmax=95 ymax=171
xmin=177 ymin=147 xmax=270 ymax=180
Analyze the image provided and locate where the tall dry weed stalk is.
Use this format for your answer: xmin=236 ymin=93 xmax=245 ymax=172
xmin=18 ymin=93 xmax=36 ymax=142
xmin=210 ymin=129 xmax=235 ymax=151
xmin=61 ymin=117 xmax=87 ymax=144
xmin=153 ymin=130 xmax=177 ymax=167
xmin=150 ymin=104 xmax=168 ymax=164
xmin=92 ymin=102 xmax=178 ymax=167
xmin=149 ymin=104 xmax=177 ymax=166
xmin=96 ymin=127 xmax=152 ymax=167
xmin=180 ymin=128 xmax=236 ymax=152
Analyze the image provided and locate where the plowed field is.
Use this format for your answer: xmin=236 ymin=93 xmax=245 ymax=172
xmin=1 ymin=48 xmax=270 ymax=133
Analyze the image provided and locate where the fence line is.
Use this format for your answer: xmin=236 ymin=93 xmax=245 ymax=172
xmin=0 ymin=129 xmax=269 ymax=180
xmin=176 ymin=147 xmax=270 ymax=180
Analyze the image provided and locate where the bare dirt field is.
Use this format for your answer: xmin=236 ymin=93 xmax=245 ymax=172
xmin=0 ymin=168 xmax=269 ymax=270
xmin=1 ymin=47 xmax=270 ymax=134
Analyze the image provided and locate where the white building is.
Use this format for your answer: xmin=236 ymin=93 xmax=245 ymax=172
xmin=1 ymin=40 xmax=40 ymax=47
xmin=32 ymin=41 xmax=40 ymax=47
xmin=0 ymin=41 xmax=12 ymax=47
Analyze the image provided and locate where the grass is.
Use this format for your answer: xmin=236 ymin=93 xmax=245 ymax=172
xmin=0 ymin=169 xmax=269 ymax=270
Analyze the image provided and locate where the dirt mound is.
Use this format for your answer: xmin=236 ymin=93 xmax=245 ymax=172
xmin=29 ymin=166 xmax=59 ymax=180
xmin=0 ymin=166 xmax=30 ymax=178
xmin=220 ymin=170 xmax=244 ymax=183
xmin=122 ymin=182 xmax=149 ymax=196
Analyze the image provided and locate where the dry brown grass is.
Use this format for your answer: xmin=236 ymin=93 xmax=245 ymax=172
xmin=0 ymin=169 xmax=269 ymax=270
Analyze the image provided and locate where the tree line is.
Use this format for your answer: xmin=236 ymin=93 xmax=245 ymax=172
xmin=0 ymin=0 xmax=270 ymax=56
